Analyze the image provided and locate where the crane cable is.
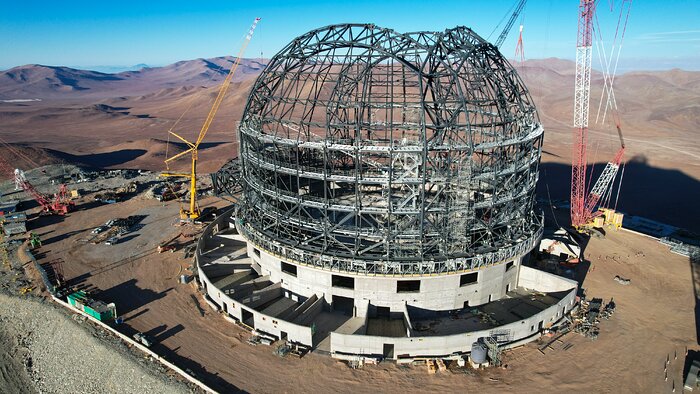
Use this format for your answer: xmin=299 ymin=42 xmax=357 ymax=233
xmin=0 ymin=135 xmax=42 ymax=169
xmin=594 ymin=0 xmax=633 ymax=125
xmin=163 ymin=23 xmax=254 ymax=169
xmin=487 ymin=0 xmax=519 ymax=42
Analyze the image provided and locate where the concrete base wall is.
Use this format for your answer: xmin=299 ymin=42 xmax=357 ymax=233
xmin=248 ymin=242 xmax=522 ymax=318
xmin=198 ymin=267 xmax=314 ymax=346
xmin=518 ymin=265 xmax=578 ymax=292
xmin=330 ymin=269 xmax=577 ymax=358
xmin=196 ymin=209 xmax=576 ymax=358
xmin=196 ymin=212 xmax=314 ymax=347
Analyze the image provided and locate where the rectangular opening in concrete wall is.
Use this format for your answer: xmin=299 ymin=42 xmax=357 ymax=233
xmin=331 ymin=274 xmax=355 ymax=289
xmin=460 ymin=272 xmax=478 ymax=286
xmin=281 ymin=261 xmax=297 ymax=277
xmin=397 ymin=280 xmax=420 ymax=293
xmin=383 ymin=343 xmax=394 ymax=359
xmin=253 ymin=248 xmax=261 ymax=257
xmin=506 ymin=261 xmax=514 ymax=271
xmin=332 ymin=295 xmax=354 ymax=316
xmin=242 ymin=309 xmax=254 ymax=328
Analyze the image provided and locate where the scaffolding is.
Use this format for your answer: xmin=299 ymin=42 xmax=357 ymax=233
xmin=220 ymin=24 xmax=543 ymax=274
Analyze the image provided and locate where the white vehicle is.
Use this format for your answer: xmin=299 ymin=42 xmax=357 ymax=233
xmin=105 ymin=236 xmax=119 ymax=245
xmin=91 ymin=226 xmax=108 ymax=234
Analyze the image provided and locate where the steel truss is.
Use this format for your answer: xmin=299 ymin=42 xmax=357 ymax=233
xmin=229 ymin=24 xmax=542 ymax=271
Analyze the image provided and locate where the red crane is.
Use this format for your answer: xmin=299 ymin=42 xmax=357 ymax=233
xmin=0 ymin=159 xmax=74 ymax=215
xmin=570 ymin=0 xmax=630 ymax=230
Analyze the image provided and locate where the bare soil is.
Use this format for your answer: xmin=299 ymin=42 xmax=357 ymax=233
xmin=16 ymin=186 xmax=695 ymax=393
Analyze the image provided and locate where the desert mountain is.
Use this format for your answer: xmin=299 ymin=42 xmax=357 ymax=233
xmin=1 ymin=57 xmax=699 ymax=230
xmin=0 ymin=57 xmax=268 ymax=99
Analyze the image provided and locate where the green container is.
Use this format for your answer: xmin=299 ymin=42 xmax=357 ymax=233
xmin=67 ymin=291 xmax=117 ymax=321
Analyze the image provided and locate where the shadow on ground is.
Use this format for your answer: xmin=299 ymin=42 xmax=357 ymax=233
xmin=97 ymin=279 xmax=172 ymax=315
xmin=538 ymin=155 xmax=700 ymax=234
xmin=539 ymin=155 xmax=700 ymax=344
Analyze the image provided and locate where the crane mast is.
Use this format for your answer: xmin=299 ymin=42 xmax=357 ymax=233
xmin=571 ymin=0 xmax=596 ymax=228
xmin=162 ymin=17 xmax=260 ymax=220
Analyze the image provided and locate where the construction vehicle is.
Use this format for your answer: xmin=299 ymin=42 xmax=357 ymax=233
xmin=161 ymin=17 xmax=261 ymax=221
xmin=8 ymin=168 xmax=74 ymax=215
xmin=133 ymin=332 xmax=155 ymax=348
xmin=0 ymin=136 xmax=74 ymax=215
xmin=28 ymin=232 xmax=41 ymax=249
xmin=570 ymin=0 xmax=631 ymax=233
xmin=19 ymin=286 xmax=33 ymax=295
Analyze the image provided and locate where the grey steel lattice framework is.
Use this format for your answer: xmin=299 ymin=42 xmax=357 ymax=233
xmin=231 ymin=24 xmax=544 ymax=275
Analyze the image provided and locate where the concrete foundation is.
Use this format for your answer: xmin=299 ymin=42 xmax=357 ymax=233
xmin=195 ymin=209 xmax=578 ymax=359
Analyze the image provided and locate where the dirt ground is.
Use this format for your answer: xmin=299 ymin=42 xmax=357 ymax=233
xmin=20 ymin=186 xmax=696 ymax=393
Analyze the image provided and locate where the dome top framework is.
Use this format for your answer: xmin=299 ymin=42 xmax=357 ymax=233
xmin=236 ymin=24 xmax=543 ymax=273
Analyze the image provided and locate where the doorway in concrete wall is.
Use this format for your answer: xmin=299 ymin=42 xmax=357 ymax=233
xmin=383 ymin=343 xmax=394 ymax=359
xmin=242 ymin=309 xmax=255 ymax=329
xmin=280 ymin=331 xmax=288 ymax=341
xmin=222 ymin=302 xmax=228 ymax=315
xmin=332 ymin=295 xmax=354 ymax=316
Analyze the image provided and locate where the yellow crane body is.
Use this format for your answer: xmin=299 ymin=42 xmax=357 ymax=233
xmin=160 ymin=18 xmax=261 ymax=221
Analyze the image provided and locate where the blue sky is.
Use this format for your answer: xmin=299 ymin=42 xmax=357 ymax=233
xmin=1 ymin=0 xmax=698 ymax=71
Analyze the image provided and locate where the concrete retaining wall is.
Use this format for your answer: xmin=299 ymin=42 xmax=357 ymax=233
xmin=196 ymin=210 xmax=314 ymax=346
xmin=198 ymin=267 xmax=314 ymax=346
xmin=517 ymin=265 xmax=578 ymax=292
xmin=330 ymin=286 xmax=576 ymax=358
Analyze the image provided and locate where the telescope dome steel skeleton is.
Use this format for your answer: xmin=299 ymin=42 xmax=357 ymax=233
xmin=235 ymin=24 xmax=543 ymax=275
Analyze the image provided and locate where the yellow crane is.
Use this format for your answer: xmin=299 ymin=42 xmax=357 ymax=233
xmin=161 ymin=17 xmax=260 ymax=220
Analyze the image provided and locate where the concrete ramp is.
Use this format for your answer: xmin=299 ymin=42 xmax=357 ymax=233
xmin=293 ymin=296 xmax=324 ymax=326
xmin=241 ymin=282 xmax=283 ymax=309
xmin=279 ymin=294 xmax=318 ymax=322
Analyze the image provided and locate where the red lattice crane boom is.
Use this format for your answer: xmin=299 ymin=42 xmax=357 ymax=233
xmin=571 ymin=0 xmax=631 ymax=230
xmin=571 ymin=0 xmax=597 ymax=228
xmin=0 ymin=159 xmax=73 ymax=215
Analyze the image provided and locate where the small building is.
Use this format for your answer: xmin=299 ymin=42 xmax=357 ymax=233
xmin=2 ymin=221 xmax=26 ymax=236
xmin=1 ymin=212 xmax=27 ymax=223
xmin=0 ymin=200 xmax=20 ymax=216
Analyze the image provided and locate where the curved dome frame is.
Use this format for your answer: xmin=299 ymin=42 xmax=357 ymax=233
xmin=237 ymin=24 xmax=543 ymax=269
